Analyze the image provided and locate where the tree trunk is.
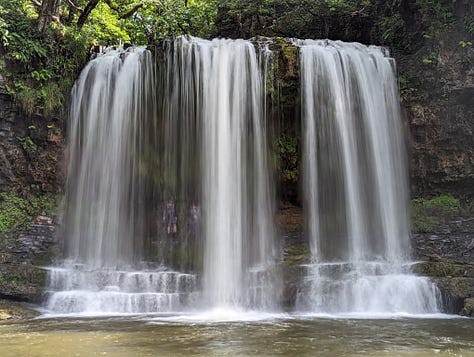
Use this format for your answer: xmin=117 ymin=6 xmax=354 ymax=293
xmin=38 ymin=0 xmax=61 ymax=33
xmin=77 ymin=0 xmax=101 ymax=28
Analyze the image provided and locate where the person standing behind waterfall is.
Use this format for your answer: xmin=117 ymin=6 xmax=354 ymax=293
xmin=188 ymin=202 xmax=201 ymax=240
xmin=163 ymin=198 xmax=177 ymax=235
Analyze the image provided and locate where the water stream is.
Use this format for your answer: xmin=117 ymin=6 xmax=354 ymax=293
xmin=44 ymin=37 xmax=442 ymax=317
xmin=46 ymin=37 xmax=279 ymax=315
xmin=296 ymin=40 xmax=440 ymax=314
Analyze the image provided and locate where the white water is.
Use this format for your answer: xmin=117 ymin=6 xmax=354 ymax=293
xmin=296 ymin=39 xmax=441 ymax=314
xmin=164 ymin=37 xmax=279 ymax=310
xmin=46 ymin=38 xmax=279 ymax=315
xmin=44 ymin=38 xmax=443 ymax=318
xmin=46 ymin=47 xmax=200 ymax=314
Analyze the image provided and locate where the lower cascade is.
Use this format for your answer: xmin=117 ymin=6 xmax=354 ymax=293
xmin=45 ymin=37 xmax=441 ymax=316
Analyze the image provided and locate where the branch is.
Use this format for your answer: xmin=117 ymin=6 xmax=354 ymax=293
xmin=103 ymin=0 xmax=143 ymax=20
xmin=31 ymin=0 xmax=42 ymax=7
xmin=65 ymin=0 xmax=83 ymax=12
xmin=77 ymin=0 xmax=100 ymax=28
xmin=76 ymin=0 xmax=143 ymax=28
xmin=118 ymin=3 xmax=143 ymax=19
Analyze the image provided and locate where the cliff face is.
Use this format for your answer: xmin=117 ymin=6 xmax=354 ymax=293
xmin=0 ymin=92 xmax=64 ymax=195
xmin=404 ymin=28 xmax=474 ymax=201
xmin=0 ymin=58 xmax=64 ymax=304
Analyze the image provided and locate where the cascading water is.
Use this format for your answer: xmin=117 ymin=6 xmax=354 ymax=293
xmin=44 ymin=37 xmax=441 ymax=317
xmin=162 ymin=37 xmax=279 ymax=310
xmin=45 ymin=47 xmax=199 ymax=314
xmin=45 ymin=37 xmax=279 ymax=315
xmin=296 ymin=40 xmax=440 ymax=314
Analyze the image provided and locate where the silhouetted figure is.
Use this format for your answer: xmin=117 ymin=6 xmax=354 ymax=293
xmin=188 ymin=202 xmax=201 ymax=240
xmin=163 ymin=198 xmax=177 ymax=235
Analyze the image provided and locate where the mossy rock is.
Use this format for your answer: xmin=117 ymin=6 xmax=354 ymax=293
xmin=0 ymin=264 xmax=47 ymax=302
xmin=283 ymin=245 xmax=310 ymax=266
xmin=0 ymin=299 xmax=39 ymax=320
xmin=434 ymin=277 xmax=474 ymax=314
xmin=413 ymin=261 xmax=473 ymax=278
xmin=435 ymin=277 xmax=473 ymax=300
xmin=461 ymin=298 xmax=474 ymax=317
xmin=0 ymin=252 xmax=17 ymax=264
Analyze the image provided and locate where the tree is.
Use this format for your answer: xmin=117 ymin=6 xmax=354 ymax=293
xmin=37 ymin=0 xmax=61 ymax=33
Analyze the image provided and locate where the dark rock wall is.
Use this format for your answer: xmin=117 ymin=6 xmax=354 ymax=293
xmin=0 ymin=215 xmax=57 ymax=302
xmin=404 ymin=29 xmax=474 ymax=201
xmin=0 ymin=91 xmax=64 ymax=194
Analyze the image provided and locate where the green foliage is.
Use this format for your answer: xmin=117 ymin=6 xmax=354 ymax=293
xmin=218 ymin=0 xmax=362 ymax=38
xmin=119 ymin=0 xmax=219 ymax=44
xmin=31 ymin=69 xmax=53 ymax=82
xmin=275 ymin=135 xmax=299 ymax=182
xmin=421 ymin=52 xmax=438 ymax=65
xmin=377 ymin=13 xmax=404 ymax=43
xmin=0 ymin=0 xmax=219 ymax=116
xmin=0 ymin=191 xmax=57 ymax=236
xmin=0 ymin=0 xmax=47 ymax=68
xmin=14 ymin=87 xmax=36 ymax=116
xmin=459 ymin=40 xmax=472 ymax=48
xmin=398 ymin=73 xmax=418 ymax=102
xmin=411 ymin=195 xmax=461 ymax=233
xmin=87 ymin=1 xmax=132 ymax=44
xmin=463 ymin=14 xmax=474 ymax=34
xmin=17 ymin=136 xmax=37 ymax=153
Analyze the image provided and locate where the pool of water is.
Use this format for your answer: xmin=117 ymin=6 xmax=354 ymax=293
xmin=1 ymin=313 xmax=473 ymax=356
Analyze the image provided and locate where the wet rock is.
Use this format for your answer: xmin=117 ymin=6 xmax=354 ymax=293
xmin=0 ymin=92 xmax=64 ymax=194
xmin=434 ymin=277 xmax=474 ymax=315
xmin=461 ymin=298 xmax=474 ymax=317
xmin=0 ymin=299 xmax=39 ymax=320
xmin=0 ymin=215 xmax=57 ymax=302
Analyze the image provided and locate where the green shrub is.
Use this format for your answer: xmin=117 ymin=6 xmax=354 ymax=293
xmin=275 ymin=135 xmax=299 ymax=183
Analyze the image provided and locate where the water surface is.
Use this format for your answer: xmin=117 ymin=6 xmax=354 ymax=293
xmin=1 ymin=316 xmax=473 ymax=356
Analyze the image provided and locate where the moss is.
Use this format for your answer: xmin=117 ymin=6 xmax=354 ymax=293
xmin=274 ymin=135 xmax=299 ymax=184
xmin=411 ymin=194 xmax=462 ymax=233
xmin=0 ymin=191 xmax=58 ymax=238
xmin=448 ymin=278 xmax=471 ymax=298
xmin=461 ymin=298 xmax=474 ymax=317
xmin=413 ymin=260 xmax=472 ymax=278
xmin=0 ymin=265 xmax=47 ymax=302
xmin=278 ymin=39 xmax=299 ymax=78
xmin=284 ymin=244 xmax=309 ymax=266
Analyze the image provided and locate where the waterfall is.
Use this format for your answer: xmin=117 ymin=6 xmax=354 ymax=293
xmin=45 ymin=38 xmax=279 ymax=315
xmin=46 ymin=47 xmax=200 ymax=314
xmin=44 ymin=37 xmax=441 ymax=317
xmin=163 ymin=37 xmax=279 ymax=310
xmin=296 ymin=40 xmax=440 ymax=314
